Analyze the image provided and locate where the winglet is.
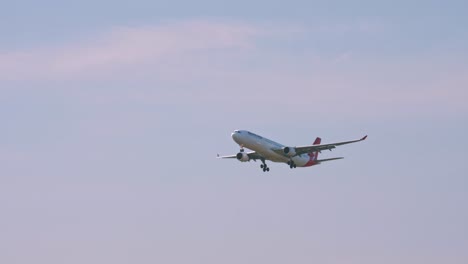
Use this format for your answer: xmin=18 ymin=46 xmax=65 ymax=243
xmin=361 ymin=135 xmax=368 ymax=140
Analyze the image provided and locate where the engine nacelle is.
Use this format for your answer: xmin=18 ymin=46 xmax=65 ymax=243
xmin=283 ymin=146 xmax=296 ymax=157
xmin=236 ymin=152 xmax=250 ymax=162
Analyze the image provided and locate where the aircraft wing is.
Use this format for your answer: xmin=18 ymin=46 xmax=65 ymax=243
xmin=217 ymin=151 xmax=264 ymax=161
xmin=273 ymin=135 xmax=367 ymax=157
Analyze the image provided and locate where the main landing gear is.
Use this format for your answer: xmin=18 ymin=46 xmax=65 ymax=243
xmin=287 ymin=160 xmax=297 ymax=169
xmin=260 ymin=159 xmax=270 ymax=172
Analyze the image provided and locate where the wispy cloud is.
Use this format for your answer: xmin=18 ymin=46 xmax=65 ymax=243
xmin=0 ymin=20 xmax=261 ymax=81
xmin=0 ymin=19 xmax=383 ymax=82
xmin=1 ymin=19 xmax=465 ymax=118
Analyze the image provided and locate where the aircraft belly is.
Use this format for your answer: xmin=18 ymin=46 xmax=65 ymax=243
xmin=236 ymin=135 xmax=290 ymax=163
xmin=292 ymin=155 xmax=311 ymax=167
xmin=261 ymin=151 xmax=289 ymax=162
xmin=247 ymin=143 xmax=295 ymax=163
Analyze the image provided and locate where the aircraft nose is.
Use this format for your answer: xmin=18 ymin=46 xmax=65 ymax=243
xmin=231 ymin=130 xmax=240 ymax=141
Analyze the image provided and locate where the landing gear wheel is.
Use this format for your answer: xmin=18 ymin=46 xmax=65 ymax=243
xmin=260 ymin=159 xmax=269 ymax=172
xmin=289 ymin=159 xmax=296 ymax=169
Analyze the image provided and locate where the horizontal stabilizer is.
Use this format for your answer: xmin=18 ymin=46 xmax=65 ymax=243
xmin=316 ymin=157 xmax=344 ymax=163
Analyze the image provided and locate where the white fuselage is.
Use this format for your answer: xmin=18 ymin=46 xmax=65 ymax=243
xmin=232 ymin=130 xmax=313 ymax=167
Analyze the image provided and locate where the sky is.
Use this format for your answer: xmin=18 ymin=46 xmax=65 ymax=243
xmin=1 ymin=0 xmax=467 ymax=263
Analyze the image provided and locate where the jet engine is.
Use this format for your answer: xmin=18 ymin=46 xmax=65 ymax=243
xmin=283 ymin=147 xmax=296 ymax=157
xmin=236 ymin=152 xmax=250 ymax=162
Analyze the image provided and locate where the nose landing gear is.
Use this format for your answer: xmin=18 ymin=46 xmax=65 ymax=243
xmin=239 ymin=145 xmax=244 ymax=152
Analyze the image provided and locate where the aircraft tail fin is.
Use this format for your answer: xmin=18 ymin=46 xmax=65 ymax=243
xmin=310 ymin=137 xmax=321 ymax=161
xmin=313 ymin=137 xmax=321 ymax=145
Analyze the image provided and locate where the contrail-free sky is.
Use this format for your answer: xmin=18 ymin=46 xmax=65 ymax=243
xmin=1 ymin=1 xmax=467 ymax=263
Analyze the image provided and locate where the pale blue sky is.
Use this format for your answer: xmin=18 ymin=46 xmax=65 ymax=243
xmin=1 ymin=1 xmax=467 ymax=263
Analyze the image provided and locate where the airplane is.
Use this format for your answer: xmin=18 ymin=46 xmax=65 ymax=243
xmin=218 ymin=130 xmax=367 ymax=172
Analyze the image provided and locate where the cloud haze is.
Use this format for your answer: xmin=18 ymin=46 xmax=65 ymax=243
xmin=1 ymin=20 xmax=466 ymax=122
xmin=0 ymin=20 xmax=262 ymax=80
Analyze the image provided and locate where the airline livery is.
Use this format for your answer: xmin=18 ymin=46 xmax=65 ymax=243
xmin=218 ymin=130 xmax=367 ymax=172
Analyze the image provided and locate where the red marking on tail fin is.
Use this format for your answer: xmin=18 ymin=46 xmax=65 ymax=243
xmin=313 ymin=137 xmax=321 ymax=145
xmin=306 ymin=137 xmax=321 ymax=164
